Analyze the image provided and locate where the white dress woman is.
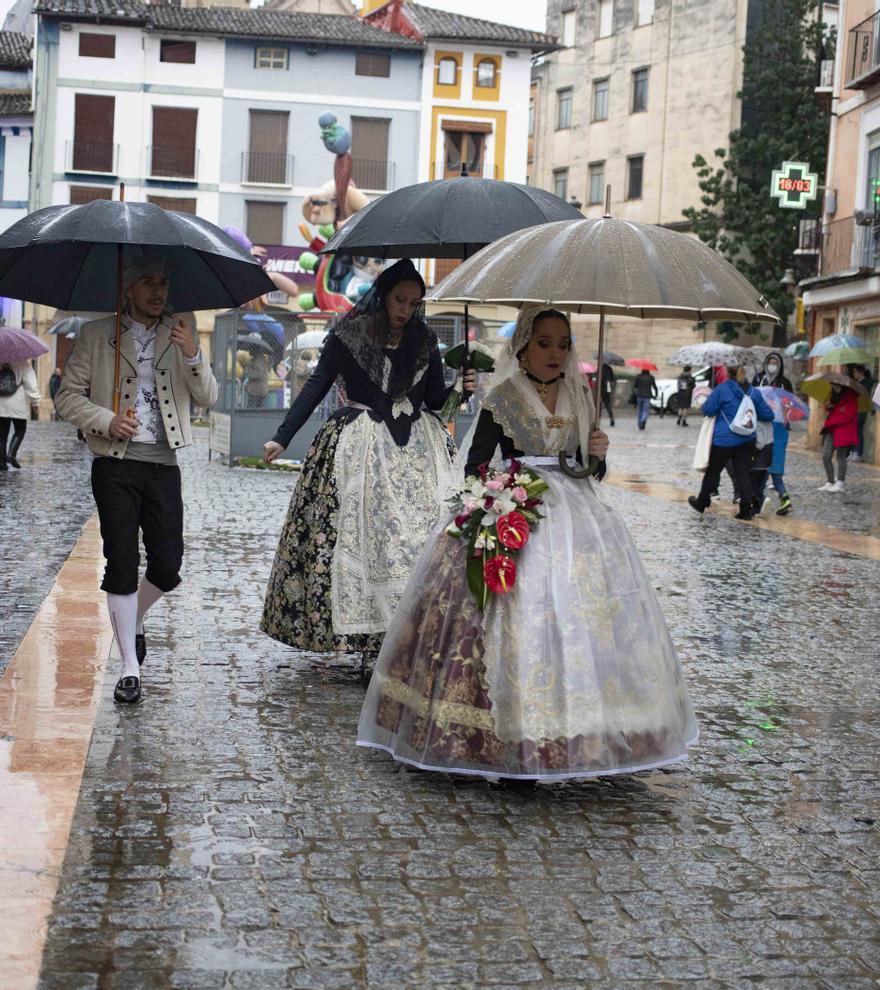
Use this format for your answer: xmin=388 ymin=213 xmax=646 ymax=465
xmin=357 ymin=307 xmax=698 ymax=780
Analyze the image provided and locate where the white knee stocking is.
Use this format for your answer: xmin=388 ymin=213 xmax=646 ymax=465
xmin=136 ymin=579 xmax=164 ymax=635
xmin=108 ymin=592 xmax=139 ymax=679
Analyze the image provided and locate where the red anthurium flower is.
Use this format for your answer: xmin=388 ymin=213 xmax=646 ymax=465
xmin=484 ymin=555 xmax=516 ymax=594
xmin=496 ymin=511 xmax=530 ymax=549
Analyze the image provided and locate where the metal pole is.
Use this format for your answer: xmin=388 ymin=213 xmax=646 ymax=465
xmin=594 ymin=308 xmax=605 ymax=431
xmin=112 ymin=182 xmax=125 ymax=414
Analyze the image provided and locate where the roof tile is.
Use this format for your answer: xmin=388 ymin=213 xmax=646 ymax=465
xmin=408 ymin=3 xmax=555 ymax=48
xmin=0 ymin=30 xmax=32 ymax=69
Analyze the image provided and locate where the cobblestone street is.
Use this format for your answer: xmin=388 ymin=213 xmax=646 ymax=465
xmin=3 ymin=417 xmax=879 ymax=989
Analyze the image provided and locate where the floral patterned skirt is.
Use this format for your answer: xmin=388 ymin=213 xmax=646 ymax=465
xmin=357 ymin=467 xmax=699 ymax=780
xmin=260 ymin=410 xmax=455 ymax=655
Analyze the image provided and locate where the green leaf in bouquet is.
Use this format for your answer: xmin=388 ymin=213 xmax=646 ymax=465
xmin=444 ymin=342 xmax=495 ymax=373
xmin=440 ymin=388 xmax=464 ymax=423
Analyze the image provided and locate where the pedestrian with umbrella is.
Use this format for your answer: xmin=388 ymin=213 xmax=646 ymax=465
xmin=807 ymin=373 xmax=862 ymax=493
xmin=0 ymin=197 xmax=273 ymax=705
xmin=847 ymin=364 xmax=875 ymax=462
xmin=260 ymin=259 xmax=477 ymax=674
xmin=632 ymin=364 xmax=659 ymax=430
xmin=357 ymin=305 xmax=698 ymax=780
xmin=0 ymin=326 xmax=46 ymax=471
xmin=675 ymin=366 xmax=697 ymax=427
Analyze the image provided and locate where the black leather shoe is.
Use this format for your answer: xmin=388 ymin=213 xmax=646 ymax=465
xmin=687 ymin=496 xmax=706 ymax=514
xmin=734 ymin=510 xmax=754 ymax=521
xmin=135 ymin=633 xmax=146 ymax=665
xmin=114 ymin=675 xmax=141 ymax=704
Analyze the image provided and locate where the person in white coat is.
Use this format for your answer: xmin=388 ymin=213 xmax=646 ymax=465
xmin=0 ymin=360 xmax=41 ymax=470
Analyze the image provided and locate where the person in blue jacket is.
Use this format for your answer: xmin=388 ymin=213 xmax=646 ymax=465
xmin=688 ymin=365 xmax=775 ymax=521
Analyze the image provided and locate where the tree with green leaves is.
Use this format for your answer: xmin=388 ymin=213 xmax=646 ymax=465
xmin=682 ymin=0 xmax=833 ymax=345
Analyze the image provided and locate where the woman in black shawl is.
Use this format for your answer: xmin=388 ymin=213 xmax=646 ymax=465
xmin=260 ymin=259 xmax=474 ymax=658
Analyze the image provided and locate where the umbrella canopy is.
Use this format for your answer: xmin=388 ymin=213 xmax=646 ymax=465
xmin=596 ymin=350 xmax=625 ymax=365
xmin=578 ymin=361 xmax=597 ymax=375
xmin=430 ymin=218 xmax=779 ymax=323
xmin=816 ymin=347 xmax=871 ymax=368
xmin=808 ymin=333 xmax=868 ymax=358
xmin=237 ymin=333 xmax=276 ymax=355
xmin=0 ymin=200 xmax=274 ymax=312
xmin=784 ymin=341 xmax=810 ymax=358
xmin=0 ymin=325 xmax=49 ymax=364
xmin=668 ymin=342 xmax=754 ymax=367
xmin=320 ymin=177 xmax=582 ymax=260
xmin=497 ymin=321 xmax=516 ymax=339
xmin=755 ymin=386 xmax=809 ymax=424
xmin=626 ymin=358 xmax=658 ymax=371
xmin=800 ymin=372 xmax=873 ymax=412
xmin=47 ymin=315 xmax=87 ymax=338
xmin=292 ymin=329 xmax=327 ymax=350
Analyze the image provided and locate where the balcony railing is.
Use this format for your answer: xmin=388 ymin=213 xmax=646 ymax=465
xmin=846 ymin=10 xmax=880 ymax=89
xmin=821 ymin=216 xmax=878 ymax=276
xmin=241 ymin=151 xmax=294 ymax=186
xmin=66 ymin=139 xmax=118 ymax=175
xmin=350 ymin=158 xmax=395 ymax=191
xmin=431 ymin=161 xmax=499 ymax=180
xmin=148 ymin=145 xmax=198 ymax=181
xmin=795 ymin=218 xmax=821 ymax=255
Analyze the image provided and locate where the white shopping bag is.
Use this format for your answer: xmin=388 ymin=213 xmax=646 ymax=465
xmin=692 ymin=416 xmax=715 ymax=472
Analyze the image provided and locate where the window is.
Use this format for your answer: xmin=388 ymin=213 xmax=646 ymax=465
xmin=528 ymin=97 xmax=535 ymax=137
xmin=556 ymin=88 xmax=573 ymax=129
xmin=437 ymin=57 xmax=458 ymax=86
xmin=160 ymin=39 xmax=196 ymax=64
xmin=147 ymin=195 xmax=197 ymax=214
xmin=443 ymin=127 xmax=487 ymax=177
xmin=151 ymin=106 xmax=198 ymax=178
xmin=356 ymin=52 xmax=390 ymax=77
xmin=255 ymin=47 xmax=288 ymax=70
xmin=598 ymin=0 xmax=613 ymax=38
xmin=637 ymin=0 xmax=655 ymax=25
xmin=561 ymin=9 xmax=577 ymax=47
xmin=247 ymin=110 xmax=290 ymax=184
xmin=627 ymin=155 xmax=644 ymax=200
xmin=592 ymin=77 xmax=609 ymax=121
xmin=351 ymin=117 xmax=391 ymax=189
xmin=246 ymin=201 xmax=284 ymax=244
xmin=589 ymin=161 xmax=605 ymax=204
xmin=632 ymin=67 xmax=649 ymax=112
xmin=72 ymin=93 xmax=115 ymax=172
xmin=475 ymin=59 xmax=497 ymax=88
xmin=79 ymin=32 xmax=115 ymax=58
xmin=553 ymin=168 xmax=568 ymax=201
xmin=69 ymin=185 xmax=112 ymax=205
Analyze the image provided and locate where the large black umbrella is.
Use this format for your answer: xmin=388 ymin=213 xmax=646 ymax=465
xmin=0 ymin=200 xmax=273 ymax=312
xmin=320 ymin=175 xmax=582 ymax=259
xmin=0 ymin=197 xmax=274 ymax=412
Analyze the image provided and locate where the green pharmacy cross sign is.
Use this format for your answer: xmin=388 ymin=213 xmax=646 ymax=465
xmin=771 ymin=160 xmax=818 ymax=210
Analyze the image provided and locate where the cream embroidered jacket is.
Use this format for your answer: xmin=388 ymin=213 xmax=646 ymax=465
xmin=55 ymin=315 xmax=218 ymax=459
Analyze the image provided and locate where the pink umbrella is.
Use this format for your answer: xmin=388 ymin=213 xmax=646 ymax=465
xmin=578 ymin=361 xmax=597 ymax=374
xmin=626 ymin=358 xmax=658 ymax=371
xmin=0 ymin=326 xmax=49 ymax=365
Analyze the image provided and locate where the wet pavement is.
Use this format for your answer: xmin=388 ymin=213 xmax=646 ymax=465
xmin=5 ymin=415 xmax=880 ymax=988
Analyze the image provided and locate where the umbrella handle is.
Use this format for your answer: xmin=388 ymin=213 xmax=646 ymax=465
xmin=558 ymin=452 xmax=602 ymax=479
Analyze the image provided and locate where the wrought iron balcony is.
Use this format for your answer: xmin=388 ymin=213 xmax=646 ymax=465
xmin=66 ymin=140 xmax=118 ymax=175
xmin=241 ymin=151 xmax=294 ymax=186
xmin=820 ymin=216 xmax=878 ymax=276
xmin=350 ymin=158 xmax=395 ymax=191
xmin=846 ymin=10 xmax=880 ymax=89
xmin=147 ymin=145 xmax=198 ymax=181
xmin=431 ymin=161 xmax=499 ymax=180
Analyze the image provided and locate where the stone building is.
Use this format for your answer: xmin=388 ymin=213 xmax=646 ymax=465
xmin=530 ymin=0 xmax=760 ymax=373
xmin=800 ymin=0 xmax=880 ymax=464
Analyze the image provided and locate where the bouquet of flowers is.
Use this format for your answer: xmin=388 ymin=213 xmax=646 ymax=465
xmin=446 ymin=459 xmax=549 ymax=610
xmin=439 ymin=341 xmax=495 ymax=423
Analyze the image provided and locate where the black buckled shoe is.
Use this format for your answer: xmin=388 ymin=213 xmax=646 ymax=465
xmin=114 ymin=675 xmax=141 ymax=704
xmin=135 ymin=633 xmax=146 ymax=665
xmin=687 ymin=495 xmax=707 ymax=514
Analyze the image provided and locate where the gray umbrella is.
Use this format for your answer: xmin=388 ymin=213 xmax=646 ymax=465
xmin=596 ymin=350 xmax=625 ymax=365
xmin=667 ymin=342 xmax=755 ymax=367
xmin=430 ymin=209 xmax=779 ymax=477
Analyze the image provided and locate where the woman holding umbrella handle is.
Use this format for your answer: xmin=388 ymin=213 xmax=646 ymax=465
xmin=260 ymin=258 xmax=476 ymax=672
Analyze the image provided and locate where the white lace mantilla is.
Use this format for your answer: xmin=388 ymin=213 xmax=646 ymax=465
xmin=331 ymin=413 xmax=456 ymax=635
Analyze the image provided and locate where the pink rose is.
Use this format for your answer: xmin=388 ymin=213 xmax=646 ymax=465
xmin=485 ymin=478 xmax=505 ymax=492
xmin=511 ymin=486 xmax=527 ymax=503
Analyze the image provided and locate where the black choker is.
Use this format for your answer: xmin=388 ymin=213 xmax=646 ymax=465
xmin=525 ymin=370 xmax=563 ymax=401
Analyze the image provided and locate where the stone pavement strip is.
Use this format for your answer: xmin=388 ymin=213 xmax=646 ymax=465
xmin=1 ymin=419 xmax=879 ymax=989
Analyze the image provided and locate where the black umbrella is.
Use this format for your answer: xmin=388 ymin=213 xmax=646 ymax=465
xmin=320 ymin=173 xmax=582 ymax=378
xmin=0 ymin=196 xmax=274 ymax=412
xmin=596 ymin=350 xmax=625 ymax=366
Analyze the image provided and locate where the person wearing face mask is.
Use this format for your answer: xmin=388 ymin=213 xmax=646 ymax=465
xmin=688 ymin=364 xmax=775 ymax=521
xmin=54 ymin=256 xmax=218 ymax=705
xmin=818 ymin=383 xmax=859 ymax=493
xmin=261 ymin=259 xmax=477 ymax=666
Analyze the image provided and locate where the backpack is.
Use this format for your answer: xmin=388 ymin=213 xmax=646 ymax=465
xmin=0 ymin=365 xmax=20 ymax=397
xmin=728 ymin=390 xmax=757 ymax=436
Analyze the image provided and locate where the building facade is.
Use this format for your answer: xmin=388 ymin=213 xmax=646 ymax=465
xmin=800 ymin=0 xmax=880 ymax=463
xmin=530 ymin=0 xmax=757 ymax=372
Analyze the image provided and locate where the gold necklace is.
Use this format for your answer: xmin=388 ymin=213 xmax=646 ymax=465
xmin=525 ymin=370 xmax=561 ymax=402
